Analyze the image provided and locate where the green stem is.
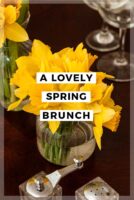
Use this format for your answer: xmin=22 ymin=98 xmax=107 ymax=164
xmin=17 ymin=0 xmax=29 ymax=25
xmin=0 ymin=50 xmax=4 ymax=100
xmin=0 ymin=47 xmax=11 ymax=103
xmin=4 ymin=78 xmax=10 ymax=99
xmin=8 ymin=41 xmax=18 ymax=74
xmin=0 ymin=77 xmax=4 ymax=100
xmin=7 ymin=41 xmax=19 ymax=103
xmin=44 ymin=143 xmax=49 ymax=158
xmin=41 ymin=122 xmax=75 ymax=165
xmin=10 ymin=85 xmax=17 ymax=103
xmin=54 ymin=144 xmax=59 ymax=164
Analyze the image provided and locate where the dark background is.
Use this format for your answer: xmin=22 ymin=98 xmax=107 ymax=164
xmin=4 ymin=4 xmax=131 ymax=196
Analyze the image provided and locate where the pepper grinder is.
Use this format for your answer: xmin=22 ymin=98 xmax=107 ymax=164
xmin=75 ymin=177 xmax=119 ymax=200
xmin=19 ymin=158 xmax=83 ymax=200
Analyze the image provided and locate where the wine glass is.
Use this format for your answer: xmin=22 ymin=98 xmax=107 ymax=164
xmin=83 ymin=0 xmax=120 ymax=52
xmin=97 ymin=0 xmax=134 ymax=82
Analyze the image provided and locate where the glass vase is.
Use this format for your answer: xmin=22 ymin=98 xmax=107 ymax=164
xmin=0 ymin=43 xmax=28 ymax=110
xmin=0 ymin=9 xmax=30 ymax=110
xmin=36 ymin=117 xmax=96 ymax=166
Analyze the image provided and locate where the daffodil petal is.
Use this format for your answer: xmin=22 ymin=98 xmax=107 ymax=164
xmin=113 ymin=105 xmax=122 ymax=112
xmin=48 ymin=121 xmax=60 ymax=134
xmin=32 ymin=39 xmax=52 ymax=63
xmin=94 ymin=113 xmax=103 ymax=127
xmin=88 ymin=54 xmax=98 ymax=70
xmin=5 ymin=22 xmax=29 ymax=42
xmin=102 ymin=106 xmax=115 ymax=123
xmin=87 ymin=103 xmax=102 ymax=114
xmin=93 ymin=126 xmax=103 ymax=150
xmin=23 ymin=103 xmax=40 ymax=115
xmin=11 ymin=69 xmax=35 ymax=89
xmin=8 ymin=99 xmax=22 ymax=111
xmin=61 ymin=102 xmax=86 ymax=110
xmin=100 ymin=84 xmax=114 ymax=105
xmin=0 ymin=29 xmax=5 ymax=48
xmin=14 ymin=88 xmax=27 ymax=99
xmin=16 ymin=56 xmax=40 ymax=76
xmin=103 ymin=111 xmax=121 ymax=132
xmin=58 ymin=47 xmax=72 ymax=56
xmin=59 ymin=83 xmax=80 ymax=92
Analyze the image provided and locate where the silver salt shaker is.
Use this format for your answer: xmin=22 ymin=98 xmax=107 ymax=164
xmin=19 ymin=158 xmax=83 ymax=200
xmin=75 ymin=177 xmax=119 ymax=200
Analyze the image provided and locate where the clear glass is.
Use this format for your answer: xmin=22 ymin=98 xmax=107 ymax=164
xmin=0 ymin=44 xmax=28 ymax=109
xmin=97 ymin=0 xmax=134 ymax=82
xmin=0 ymin=12 xmax=30 ymax=109
xmin=99 ymin=0 xmax=134 ymax=29
xmin=75 ymin=177 xmax=119 ymax=200
xmin=83 ymin=0 xmax=120 ymax=52
xmin=22 ymin=11 xmax=31 ymax=28
xmin=19 ymin=171 xmax=62 ymax=200
xmin=36 ymin=117 xmax=96 ymax=166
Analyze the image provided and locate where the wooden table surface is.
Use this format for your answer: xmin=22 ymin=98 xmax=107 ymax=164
xmin=4 ymin=4 xmax=131 ymax=197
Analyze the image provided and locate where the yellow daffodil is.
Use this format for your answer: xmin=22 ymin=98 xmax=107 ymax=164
xmin=57 ymin=43 xmax=98 ymax=72
xmin=8 ymin=40 xmax=122 ymax=149
xmin=93 ymin=84 xmax=122 ymax=149
xmin=0 ymin=0 xmax=28 ymax=47
xmin=93 ymin=107 xmax=121 ymax=150
xmin=93 ymin=105 xmax=116 ymax=149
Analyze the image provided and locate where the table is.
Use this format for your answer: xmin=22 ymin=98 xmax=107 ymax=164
xmin=4 ymin=3 xmax=131 ymax=197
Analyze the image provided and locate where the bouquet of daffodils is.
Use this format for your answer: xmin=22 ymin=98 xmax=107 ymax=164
xmin=0 ymin=0 xmax=29 ymax=107
xmin=8 ymin=40 xmax=122 ymax=149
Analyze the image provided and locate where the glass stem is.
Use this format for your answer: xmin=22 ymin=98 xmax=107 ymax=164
xmin=119 ymin=28 xmax=127 ymax=57
xmin=114 ymin=28 xmax=128 ymax=66
xmin=101 ymin=20 xmax=109 ymax=33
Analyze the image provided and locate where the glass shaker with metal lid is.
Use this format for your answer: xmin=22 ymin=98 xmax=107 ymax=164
xmin=19 ymin=158 xmax=83 ymax=200
xmin=75 ymin=177 xmax=119 ymax=200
